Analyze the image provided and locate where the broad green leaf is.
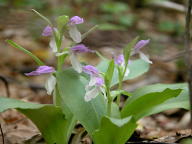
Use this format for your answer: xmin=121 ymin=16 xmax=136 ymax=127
xmin=97 ymin=59 xmax=149 ymax=86
xmin=21 ymin=107 xmax=75 ymax=144
xmin=0 ymin=97 xmax=74 ymax=144
xmin=126 ymin=83 xmax=189 ymax=118
xmin=0 ymin=97 xmax=43 ymax=111
xmin=105 ymin=60 xmax=115 ymax=87
xmin=56 ymin=69 xmax=107 ymax=134
xmin=111 ymin=90 xmax=132 ymax=100
xmin=92 ymin=116 xmax=137 ymax=144
xmin=6 ymin=40 xmax=44 ymax=66
xmin=121 ymin=88 xmax=182 ymax=120
xmin=56 ymin=15 xmax=69 ymax=31
xmin=111 ymin=102 xmax=121 ymax=118
xmin=123 ymin=36 xmax=139 ymax=65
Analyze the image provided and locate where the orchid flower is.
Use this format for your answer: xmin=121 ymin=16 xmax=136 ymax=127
xmin=132 ymin=39 xmax=152 ymax=64
xmin=25 ymin=66 xmax=55 ymax=76
xmin=42 ymin=26 xmax=53 ymax=37
xmin=70 ymin=44 xmax=93 ymax=73
xmin=83 ymin=65 xmax=105 ymax=102
xmin=42 ymin=26 xmax=59 ymax=54
xmin=68 ymin=16 xmax=84 ymax=43
xmin=25 ymin=66 xmax=56 ymax=95
xmin=114 ymin=54 xmax=130 ymax=77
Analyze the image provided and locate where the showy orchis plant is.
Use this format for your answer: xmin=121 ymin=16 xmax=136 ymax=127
xmin=1 ymin=10 xmax=190 ymax=144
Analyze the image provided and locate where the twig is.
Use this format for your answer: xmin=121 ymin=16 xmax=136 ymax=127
xmin=149 ymin=1 xmax=186 ymax=13
xmin=0 ymin=75 xmax=10 ymax=143
xmin=160 ymin=48 xmax=192 ymax=62
xmin=0 ymin=75 xmax=10 ymax=97
xmin=0 ymin=124 xmax=4 ymax=144
xmin=184 ymin=0 xmax=192 ymax=128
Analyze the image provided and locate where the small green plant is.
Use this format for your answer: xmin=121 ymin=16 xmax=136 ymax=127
xmin=0 ymin=10 xmax=190 ymax=144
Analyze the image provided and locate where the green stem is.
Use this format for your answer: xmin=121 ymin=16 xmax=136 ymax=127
xmin=116 ymin=63 xmax=129 ymax=106
xmin=117 ymin=79 xmax=122 ymax=106
xmin=53 ymin=86 xmax=59 ymax=106
xmin=106 ymin=88 xmax=112 ymax=116
xmin=57 ymin=56 xmax=62 ymax=72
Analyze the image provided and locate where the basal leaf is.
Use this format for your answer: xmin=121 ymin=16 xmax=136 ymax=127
xmin=111 ymin=102 xmax=121 ymax=118
xmin=121 ymin=88 xmax=182 ymax=120
xmin=0 ymin=97 xmax=73 ymax=144
xmin=56 ymin=68 xmax=107 ymax=134
xmin=92 ymin=116 xmax=137 ymax=144
xmin=126 ymin=83 xmax=189 ymax=118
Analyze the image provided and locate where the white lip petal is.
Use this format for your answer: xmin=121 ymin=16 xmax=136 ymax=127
xmin=49 ymin=39 xmax=57 ymax=53
xmin=139 ymin=52 xmax=153 ymax=64
xmin=89 ymin=76 xmax=97 ymax=86
xmin=70 ymin=52 xmax=82 ymax=73
xmin=85 ymin=84 xmax=91 ymax=91
xmin=69 ymin=25 xmax=82 ymax=43
xmin=84 ymin=87 xmax=99 ymax=102
xmin=45 ymin=75 xmax=56 ymax=95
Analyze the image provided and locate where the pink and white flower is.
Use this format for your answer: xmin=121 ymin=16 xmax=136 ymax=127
xmin=82 ymin=65 xmax=105 ymax=102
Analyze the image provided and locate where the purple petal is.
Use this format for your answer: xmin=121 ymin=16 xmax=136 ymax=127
xmin=71 ymin=44 xmax=93 ymax=53
xmin=83 ymin=65 xmax=99 ymax=76
xmin=115 ymin=54 xmax=124 ymax=65
xmin=25 ymin=66 xmax=55 ymax=76
xmin=95 ymin=77 xmax=104 ymax=86
xmin=69 ymin=16 xmax=84 ymax=25
xmin=134 ymin=39 xmax=150 ymax=53
xmin=42 ymin=26 xmax=53 ymax=37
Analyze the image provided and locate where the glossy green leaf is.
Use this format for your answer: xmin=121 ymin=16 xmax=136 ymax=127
xmin=97 ymin=59 xmax=149 ymax=86
xmin=111 ymin=90 xmax=132 ymax=100
xmin=0 ymin=97 xmax=74 ymax=144
xmin=92 ymin=116 xmax=137 ymax=144
xmin=121 ymin=88 xmax=182 ymax=120
xmin=6 ymin=40 xmax=44 ymax=66
xmin=126 ymin=83 xmax=189 ymax=118
xmin=111 ymin=102 xmax=121 ymax=118
xmin=56 ymin=69 xmax=107 ymax=134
